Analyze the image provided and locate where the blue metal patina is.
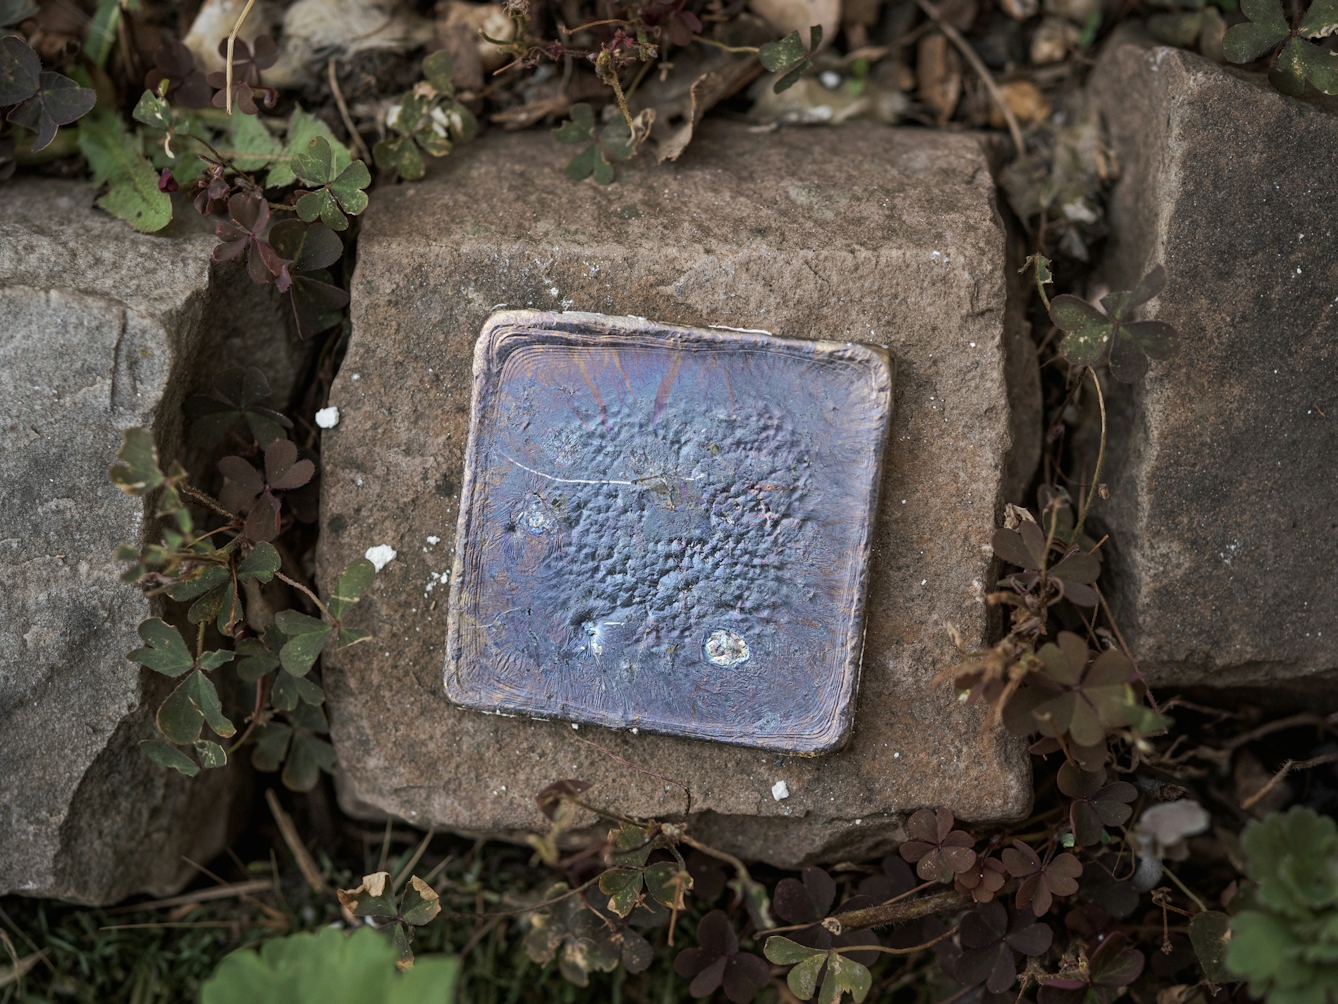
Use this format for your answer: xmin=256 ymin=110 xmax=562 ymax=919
xmin=445 ymin=311 xmax=893 ymax=754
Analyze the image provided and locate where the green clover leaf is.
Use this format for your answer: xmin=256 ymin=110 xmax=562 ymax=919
xmin=127 ymin=618 xmax=193 ymax=677
xmin=293 ymin=136 xmax=370 ymax=231
xmin=139 ymin=739 xmax=200 ymax=776
xmin=157 ymin=670 xmax=235 ymax=744
xmin=274 ymin=609 xmax=334 ymax=676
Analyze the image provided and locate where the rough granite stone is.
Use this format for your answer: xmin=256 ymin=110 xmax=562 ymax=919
xmin=1091 ymin=32 xmax=1338 ymax=687
xmin=318 ymin=121 xmax=1036 ymax=866
xmin=0 ymin=179 xmax=304 ymax=904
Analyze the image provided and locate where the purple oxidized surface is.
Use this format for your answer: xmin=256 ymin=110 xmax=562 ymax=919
xmin=445 ymin=310 xmax=894 ymax=754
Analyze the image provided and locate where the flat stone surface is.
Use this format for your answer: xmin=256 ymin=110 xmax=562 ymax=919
xmin=1091 ymin=32 xmax=1338 ymax=687
xmin=0 ymin=180 xmax=300 ymax=903
xmin=318 ymin=121 xmax=1034 ymax=866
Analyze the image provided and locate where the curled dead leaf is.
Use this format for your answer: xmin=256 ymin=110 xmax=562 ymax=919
xmin=917 ymin=33 xmax=962 ymax=124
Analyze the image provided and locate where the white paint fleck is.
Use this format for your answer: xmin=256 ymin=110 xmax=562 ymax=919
xmin=315 ymin=406 xmax=340 ymax=428
xmin=365 ymin=544 xmax=398 ymax=571
xmin=772 ymin=780 xmax=790 ymax=801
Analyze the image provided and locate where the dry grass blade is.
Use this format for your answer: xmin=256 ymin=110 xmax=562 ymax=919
xmin=0 ymin=952 xmax=44 ymax=988
xmin=328 ymin=58 xmax=373 ymax=164
xmin=266 ymin=788 xmax=327 ymax=891
xmin=392 ymin=827 xmax=436 ymax=891
xmin=105 ymin=879 xmax=274 ymax=915
xmin=224 ymin=0 xmax=259 ymax=115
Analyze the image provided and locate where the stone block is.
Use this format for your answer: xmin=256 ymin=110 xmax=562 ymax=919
xmin=1090 ymin=32 xmax=1338 ymax=687
xmin=317 ymin=121 xmax=1036 ymax=866
xmin=0 ymin=179 xmax=303 ymax=903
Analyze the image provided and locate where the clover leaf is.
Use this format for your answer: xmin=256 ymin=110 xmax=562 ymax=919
xmin=1038 ymin=932 xmax=1144 ymax=1004
xmin=1225 ymin=0 xmax=1338 ymax=95
xmin=266 ymin=107 xmax=349 ymax=188
xmin=552 ymin=103 xmax=640 ymax=185
xmin=252 ymin=702 xmax=336 ymax=791
xmin=764 ymin=934 xmax=872 ymax=1004
xmin=270 ymin=668 xmax=325 ymax=711
xmin=139 ymin=739 xmax=201 ymax=776
xmin=292 ymin=136 xmax=370 ymax=231
xmin=0 ymin=34 xmax=40 ymax=105
xmin=1002 ymin=632 xmax=1146 ymax=749
xmin=1057 ymin=761 xmax=1137 ymax=846
xmin=4 ymin=38 xmax=94 ymax=151
xmin=525 ymin=881 xmax=660 ymax=984
xmin=992 ymin=518 xmax=1101 ymax=605
xmin=186 ymin=366 xmax=294 ymax=448
xmin=218 ymin=439 xmax=316 ymax=543
xmin=268 ymin=220 xmax=349 ymax=339
xmin=1001 ymin=840 xmax=1082 ymax=916
xmin=677 ymin=911 xmax=772 ymax=1003
xmin=273 ymin=610 xmax=334 ymax=676
xmin=1049 ymin=266 xmax=1180 ymax=381
xmin=0 ymin=0 xmax=38 ymax=27
xmin=373 ymin=58 xmax=476 ymax=182
xmin=127 ymin=617 xmax=195 ymax=677
xmin=758 ymin=25 xmax=823 ymax=93
xmin=110 ymin=427 xmax=165 ymax=496
xmin=327 ymin=556 xmax=376 ymax=623
xmin=899 ymin=807 xmax=977 ymax=883
xmin=157 ymin=669 xmax=235 ymax=745
xmin=944 ymin=901 xmax=1053 ymax=993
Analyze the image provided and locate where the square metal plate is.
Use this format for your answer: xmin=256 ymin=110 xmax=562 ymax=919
xmin=445 ymin=311 xmax=894 ymax=754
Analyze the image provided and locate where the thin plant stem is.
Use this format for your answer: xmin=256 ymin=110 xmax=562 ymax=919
xmin=603 ymin=59 xmax=637 ymax=135
xmin=693 ymin=36 xmax=760 ymax=54
xmin=1071 ymin=365 xmax=1106 ymax=545
xmin=224 ymin=0 xmax=259 ymax=115
xmin=276 ymin=570 xmax=331 ymax=618
xmin=1162 ymin=865 xmax=1209 ymax=913
xmin=828 ymin=925 xmax=959 ymax=954
xmin=327 ymin=58 xmax=372 ymax=164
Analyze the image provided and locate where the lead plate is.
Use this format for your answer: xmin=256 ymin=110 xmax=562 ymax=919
xmin=445 ymin=311 xmax=894 ymax=754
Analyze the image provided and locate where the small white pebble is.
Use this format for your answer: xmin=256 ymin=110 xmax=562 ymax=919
xmin=819 ymin=70 xmax=842 ymax=89
xmin=427 ymin=535 xmax=441 ymax=545
xmin=365 ymin=544 xmax=398 ymax=571
xmin=351 ymin=373 xmax=360 ymax=380
xmin=772 ymin=780 xmax=790 ymax=801
xmin=314 ymin=406 xmax=340 ymax=428
xmin=571 ymin=722 xmax=579 ymax=729
xmin=631 ymin=727 xmax=638 ymax=734
xmin=921 ymin=578 xmax=927 ymax=585
xmin=894 ymin=752 xmax=901 ymax=758
xmin=855 ymin=819 xmax=862 ymax=825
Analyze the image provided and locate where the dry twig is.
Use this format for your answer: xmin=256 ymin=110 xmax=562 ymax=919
xmin=267 ymin=788 xmax=328 ymax=891
xmin=1241 ymin=750 xmax=1338 ymax=812
xmin=913 ymin=0 xmax=1024 ymax=156
xmin=328 ymin=58 xmax=373 ymax=164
